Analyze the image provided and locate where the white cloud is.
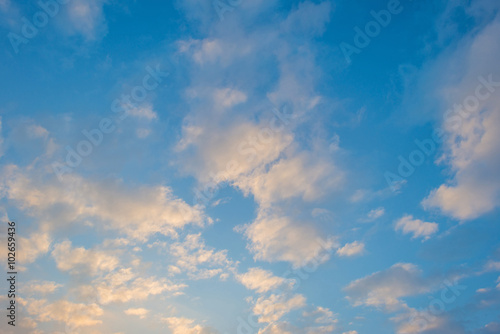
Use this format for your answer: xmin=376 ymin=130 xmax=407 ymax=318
xmin=124 ymin=308 xmax=149 ymax=319
xmin=395 ymin=215 xmax=438 ymax=240
xmin=22 ymin=298 xmax=103 ymax=328
xmin=251 ymin=293 xmax=306 ymax=323
xmin=336 ymin=241 xmax=365 ymax=257
xmin=18 ymin=232 xmax=51 ymax=264
xmin=281 ymin=1 xmax=332 ymax=36
xmin=485 ymin=261 xmax=500 ymax=272
xmin=52 ymin=241 xmax=120 ymax=275
xmin=362 ymin=207 xmax=385 ymax=222
xmin=391 ymin=308 xmax=452 ymax=334
xmin=345 ymin=263 xmax=433 ymax=311
xmin=125 ymin=104 xmax=158 ymax=121
xmin=0 ymin=116 xmax=4 ymax=158
xmin=238 ymin=209 xmax=335 ymax=267
xmin=258 ymin=305 xmax=338 ymax=334
xmin=235 ymin=150 xmax=342 ymax=206
xmin=80 ymin=267 xmax=186 ymax=304
xmin=62 ymin=0 xmax=108 ymax=41
xmin=237 ymin=268 xmax=288 ymax=293
xmin=162 ymin=317 xmax=213 ymax=334
xmin=213 ymin=87 xmax=247 ymax=108
xmin=23 ymin=281 xmax=62 ymax=295
xmin=422 ymin=17 xmax=500 ymax=220
xmin=0 ymin=166 xmax=205 ymax=241
xmin=136 ymin=128 xmax=152 ymax=138
xmin=177 ymin=119 xmax=293 ymax=184
xmin=168 ymin=233 xmax=235 ymax=280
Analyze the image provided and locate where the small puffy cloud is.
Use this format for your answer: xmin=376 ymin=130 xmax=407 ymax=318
xmin=282 ymin=1 xmax=332 ymax=36
xmin=362 ymin=207 xmax=385 ymax=222
xmin=125 ymin=104 xmax=158 ymax=121
xmin=23 ymin=281 xmax=62 ymax=295
xmin=238 ymin=209 xmax=335 ymax=267
xmin=235 ymin=151 xmax=343 ymax=206
xmin=260 ymin=306 xmax=338 ymax=334
xmin=336 ymin=241 xmax=365 ymax=257
xmin=80 ymin=268 xmax=186 ymax=304
xmin=237 ymin=268 xmax=288 ymax=293
xmin=168 ymin=233 xmax=235 ymax=280
xmin=22 ymin=298 xmax=103 ymax=328
xmin=251 ymin=293 xmax=306 ymax=323
xmin=485 ymin=261 xmax=500 ymax=272
xmin=162 ymin=317 xmax=214 ymax=334
xmin=62 ymin=0 xmax=108 ymax=41
xmin=395 ymin=215 xmax=438 ymax=240
xmin=177 ymin=119 xmax=293 ymax=184
xmin=213 ymin=88 xmax=247 ymax=108
xmin=136 ymin=128 xmax=152 ymax=138
xmin=345 ymin=263 xmax=433 ymax=311
xmin=303 ymin=306 xmax=338 ymax=333
xmin=124 ymin=308 xmax=149 ymax=319
xmin=391 ymin=308 xmax=453 ymax=334
xmin=52 ymin=241 xmax=120 ymax=275
xmin=27 ymin=124 xmax=49 ymax=139
xmin=18 ymin=232 xmax=51 ymax=264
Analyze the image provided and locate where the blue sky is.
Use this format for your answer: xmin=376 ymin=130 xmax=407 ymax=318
xmin=1 ymin=0 xmax=500 ymax=333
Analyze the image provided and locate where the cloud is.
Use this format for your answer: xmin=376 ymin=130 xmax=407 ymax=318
xmin=23 ymin=281 xmax=62 ymax=296
xmin=0 ymin=116 xmax=4 ymax=159
xmin=251 ymin=293 xmax=306 ymax=323
xmin=80 ymin=267 xmax=186 ymax=304
xmin=168 ymin=233 xmax=236 ymax=280
xmin=362 ymin=207 xmax=385 ymax=222
xmin=162 ymin=317 xmax=214 ymax=334
xmin=238 ymin=208 xmax=335 ymax=267
xmin=0 ymin=166 xmax=205 ymax=241
xmin=474 ymin=322 xmax=500 ymax=333
xmin=345 ymin=263 xmax=433 ymax=311
xmin=52 ymin=240 xmax=120 ymax=275
xmin=485 ymin=261 xmax=500 ymax=272
xmin=395 ymin=215 xmax=439 ymax=240
xmin=22 ymin=298 xmax=103 ymax=328
xmin=234 ymin=150 xmax=342 ymax=206
xmin=281 ymin=1 xmax=332 ymax=36
xmin=18 ymin=232 xmax=51 ymax=264
xmin=177 ymin=118 xmax=293 ymax=184
xmin=124 ymin=308 xmax=149 ymax=319
xmin=125 ymin=104 xmax=158 ymax=120
xmin=422 ymin=17 xmax=500 ymax=220
xmin=213 ymin=87 xmax=247 ymax=108
xmin=237 ymin=267 xmax=289 ymax=293
xmin=62 ymin=0 xmax=108 ymax=41
xmin=336 ymin=241 xmax=365 ymax=257
xmin=391 ymin=308 xmax=463 ymax=334
xmin=258 ymin=305 xmax=338 ymax=334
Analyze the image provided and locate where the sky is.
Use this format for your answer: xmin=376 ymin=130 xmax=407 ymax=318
xmin=0 ymin=0 xmax=500 ymax=333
